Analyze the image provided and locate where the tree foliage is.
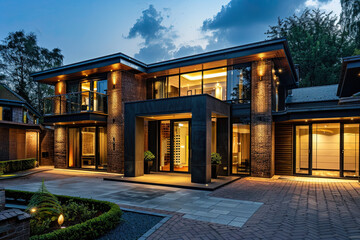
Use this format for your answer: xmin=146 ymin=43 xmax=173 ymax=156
xmin=266 ymin=9 xmax=355 ymax=87
xmin=340 ymin=0 xmax=360 ymax=51
xmin=0 ymin=30 xmax=63 ymax=111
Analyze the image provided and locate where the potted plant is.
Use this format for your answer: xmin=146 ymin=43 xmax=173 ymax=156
xmin=211 ymin=152 xmax=222 ymax=179
xmin=144 ymin=150 xmax=155 ymax=174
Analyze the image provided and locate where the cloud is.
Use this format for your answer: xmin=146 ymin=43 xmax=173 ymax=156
xmin=201 ymin=0 xmax=337 ymax=50
xmin=127 ymin=5 xmax=203 ymax=63
xmin=127 ymin=1 xmax=339 ymax=63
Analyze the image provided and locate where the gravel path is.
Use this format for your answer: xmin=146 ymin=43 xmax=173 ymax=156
xmin=99 ymin=210 xmax=163 ymax=240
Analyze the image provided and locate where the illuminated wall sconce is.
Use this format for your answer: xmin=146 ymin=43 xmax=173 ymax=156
xmin=257 ymin=58 xmax=265 ymax=80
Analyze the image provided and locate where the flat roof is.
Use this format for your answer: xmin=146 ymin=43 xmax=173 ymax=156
xmin=31 ymin=38 xmax=298 ymax=86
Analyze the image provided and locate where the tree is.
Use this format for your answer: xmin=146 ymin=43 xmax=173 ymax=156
xmin=340 ymin=0 xmax=360 ymax=51
xmin=0 ymin=30 xmax=63 ymax=111
xmin=266 ymin=9 xmax=355 ymax=87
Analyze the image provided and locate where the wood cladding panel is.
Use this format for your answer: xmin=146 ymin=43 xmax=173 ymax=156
xmin=275 ymin=123 xmax=293 ymax=175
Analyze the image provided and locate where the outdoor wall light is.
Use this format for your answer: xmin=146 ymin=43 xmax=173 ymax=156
xmin=257 ymin=58 xmax=265 ymax=80
xmin=58 ymin=214 xmax=64 ymax=226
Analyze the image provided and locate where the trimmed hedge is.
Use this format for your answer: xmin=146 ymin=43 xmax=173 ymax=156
xmin=0 ymin=158 xmax=36 ymax=174
xmin=6 ymin=189 xmax=123 ymax=240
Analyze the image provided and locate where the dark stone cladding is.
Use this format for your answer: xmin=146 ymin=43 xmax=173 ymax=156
xmin=124 ymin=94 xmax=231 ymax=184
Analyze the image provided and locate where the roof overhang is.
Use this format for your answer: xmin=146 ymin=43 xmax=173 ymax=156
xmin=30 ymin=38 xmax=298 ymax=87
xmin=337 ymin=55 xmax=360 ymax=97
xmin=31 ymin=53 xmax=147 ymax=84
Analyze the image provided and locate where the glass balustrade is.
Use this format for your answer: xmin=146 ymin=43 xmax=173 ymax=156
xmin=43 ymin=91 xmax=107 ymax=115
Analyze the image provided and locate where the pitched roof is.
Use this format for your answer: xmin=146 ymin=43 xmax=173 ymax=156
xmin=0 ymin=83 xmax=41 ymax=117
xmin=286 ymin=84 xmax=339 ymax=104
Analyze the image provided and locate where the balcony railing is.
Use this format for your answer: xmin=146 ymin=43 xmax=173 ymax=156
xmin=44 ymin=91 xmax=107 ymax=116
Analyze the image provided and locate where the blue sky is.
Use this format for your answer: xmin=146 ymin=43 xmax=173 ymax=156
xmin=0 ymin=0 xmax=341 ymax=64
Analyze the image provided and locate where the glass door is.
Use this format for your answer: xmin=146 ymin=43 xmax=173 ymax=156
xmin=81 ymin=127 xmax=96 ymax=169
xmin=343 ymin=124 xmax=359 ymax=177
xmin=295 ymin=125 xmax=310 ymax=175
xmin=159 ymin=120 xmax=190 ymax=172
xmin=173 ymin=121 xmax=190 ymax=172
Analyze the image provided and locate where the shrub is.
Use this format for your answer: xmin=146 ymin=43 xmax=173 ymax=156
xmin=5 ymin=189 xmax=123 ymax=240
xmin=211 ymin=153 xmax=222 ymax=165
xmin=62 ymin=199 xmax=98 ymax=224
xmin=144 ymin=150 xmax=155 ymax=161
xmin=27 ymin=180 xmax=63 ymax=235
xmin=0 ymin=158 xmax=36 ymax=174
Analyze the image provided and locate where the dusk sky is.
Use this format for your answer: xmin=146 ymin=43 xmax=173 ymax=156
xmin=0 ymin=0 xmax=341 ymax=65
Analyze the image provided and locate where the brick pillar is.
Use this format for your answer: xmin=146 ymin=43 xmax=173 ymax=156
xmin=55 ymin=81 xmax=66 ymax=114
xmin=54 ymin=126 xmax=67 ymax=168
xmin=251 ymin=60 xmax=274 ymax=177
xmin=107 ymin=71 xmax=123 ymax=173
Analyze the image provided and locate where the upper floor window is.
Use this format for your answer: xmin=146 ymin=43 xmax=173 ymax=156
xmin=149 ymin=65 xmax=251 ymax=103
xmin=0 ymin=106 xmax=12 ymax=121
xmin=227 ymin=64 xmax=251 ymax=103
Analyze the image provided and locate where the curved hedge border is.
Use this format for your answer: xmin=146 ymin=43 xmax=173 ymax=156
xmin=6 ymin=189 xmax=123 ymax=240
xmin=0 ymin=158 xmax=36 ymax=174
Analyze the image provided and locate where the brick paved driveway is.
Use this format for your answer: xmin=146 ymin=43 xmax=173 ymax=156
xmin=147 ymin=177 xmax=360 ymax=239
xmin=3 ymin=171 xmax=360 ymax=239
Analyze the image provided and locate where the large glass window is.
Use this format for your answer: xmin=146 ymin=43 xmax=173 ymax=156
xmin=154 ymin=77 xmax=167 ymax=99
xmin=227 ymin=64 xmax=251 ymax=103
xmin=295 ymin=125 xmax=309 ymax=174
xmin=168 ymin=75 xmax=179 ymax=98
xmin=232 ymin=124 xmax=250 ymax=174
xmin=312 ymin=123 xmax=340 ymax=177
xmin=203 ymin=68 xmax=227 ymax=100
xmin=343 ymin=124 xmax=359 ymax=177
xmin=180 ymin=71 xmax=202 ymax=96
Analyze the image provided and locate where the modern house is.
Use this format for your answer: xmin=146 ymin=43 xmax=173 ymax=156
xmin=30 ymin=39 xmax=360 ymax=183
xmin=0 ymin=83 xmax=41 ymax=162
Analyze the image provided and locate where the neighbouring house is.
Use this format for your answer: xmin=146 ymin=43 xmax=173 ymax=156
xmin=0 ymin=83 xmax=53 ymax=165
xmin=30 ymin=38 xmax=360 ymax=183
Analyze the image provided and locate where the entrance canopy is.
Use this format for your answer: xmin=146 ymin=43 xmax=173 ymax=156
xmin=124 ymin=94 xmax=230 ymax=183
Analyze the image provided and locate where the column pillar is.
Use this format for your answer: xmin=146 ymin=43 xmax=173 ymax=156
xmin=54 ymin=126 xmax=66 ymax=168
xmin=191 ymin=98 xmax=212 ymax=183
xmin=107 ymin=71 xmax=123 ymax=173
xmin=250 ymin=60 xmax=274 ymax=177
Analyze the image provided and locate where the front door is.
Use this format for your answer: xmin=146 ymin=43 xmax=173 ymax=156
xmin=159 ymin=120 xmax=190 ymax=172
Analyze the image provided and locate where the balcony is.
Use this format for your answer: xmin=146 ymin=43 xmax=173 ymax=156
xmin=43 ymin=91 xmax=107 ymax=124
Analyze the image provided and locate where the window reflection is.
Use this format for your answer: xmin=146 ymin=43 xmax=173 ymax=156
xmin=227 ymin=65 xmax=251 ymax=103
xmin=203 ymin=68 xmax=227 ymax=100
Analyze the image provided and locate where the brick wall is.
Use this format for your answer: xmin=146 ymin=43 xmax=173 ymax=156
xmin=250 ymin=60 xmax=274 ymax=177
xmin=107 ymin=71 xmax=146 ymax=173
xmin=0 ymin=209 xmax=30 ymax=240
xmin=55 ymin=81 xmax=66 ymax=114
xmin=40 ymin=128 xmax=54 ymax=166
xmin=54 ymin=126 xmax=67 ymax=168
